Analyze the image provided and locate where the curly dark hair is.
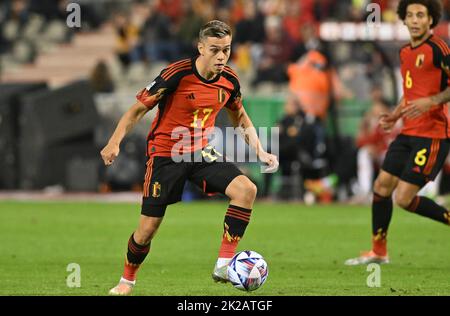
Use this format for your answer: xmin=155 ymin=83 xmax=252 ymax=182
xmin=397 ymin=0 xmax=442 ymax=29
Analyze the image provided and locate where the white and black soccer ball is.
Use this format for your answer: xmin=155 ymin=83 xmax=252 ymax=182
xmin=227 ymin=250 xmax=269 ymax=291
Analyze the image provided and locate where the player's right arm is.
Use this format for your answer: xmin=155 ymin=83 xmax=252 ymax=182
xmin=379 ymin=96 xmax=404 ymax=133
xmin=101 ymin=63 xmax=179 ymax=166
xmin=100 ymin=101 xmax=151 ymax=166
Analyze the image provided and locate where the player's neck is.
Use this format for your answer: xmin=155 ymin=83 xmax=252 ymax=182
xmin=195 ymin=57 xmax=218 ymax=81
xmin=410 ymin=31 xmax=431 ymax=48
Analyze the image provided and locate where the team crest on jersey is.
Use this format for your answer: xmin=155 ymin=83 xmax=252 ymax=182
xmin=218 ymin=88 xmax=227 ymax=103
xmin=154 ymin=88 xmax=167 ymax=100
xmin=415 ymin=54 xmax=425 ymax=68
xmin=152 ymin=182 xmax=161 ymax=198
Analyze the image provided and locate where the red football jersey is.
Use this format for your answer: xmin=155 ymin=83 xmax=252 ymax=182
xmin=136 ymin=58 xmax=243 ymax=157
xmin=400 ymin=35 xmax=450 ymax=139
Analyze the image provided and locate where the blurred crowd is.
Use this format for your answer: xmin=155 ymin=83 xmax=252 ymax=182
xmin=2 ymin=0 xmax=450 ymax=203
xmin=111 ymin=0 xmax=450 ymax=87
xmin=0 ymin=0 xmax=103 ymax=63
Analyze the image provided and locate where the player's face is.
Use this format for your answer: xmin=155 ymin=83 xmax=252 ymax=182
xmin=198 ymin=35 xmax=232 ymax=75
xmin=405 ymin=4 xmax=433 ymax=40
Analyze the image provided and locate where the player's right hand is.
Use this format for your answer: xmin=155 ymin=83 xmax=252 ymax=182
xmin=379 ymin=113 xmax=397 ymax=133
xmin=100 ymin=143 xmax=120 ymax=166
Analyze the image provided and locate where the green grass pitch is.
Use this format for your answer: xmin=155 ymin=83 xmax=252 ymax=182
xmin=1 ymin=200 xmax=449 ymax=296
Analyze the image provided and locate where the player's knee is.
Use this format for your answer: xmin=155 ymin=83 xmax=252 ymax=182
xmin=230 ymin=177 xmax=257 ymax=203
xmin=245 ymin=182 xmax=258 ymax=201
xmin=374 ymin=176 xmax=394 ymax=197
xmin=394 ymin=193 xmax=414 ymax=210
xmin=239 ymin=182 xmax=257 ymax=203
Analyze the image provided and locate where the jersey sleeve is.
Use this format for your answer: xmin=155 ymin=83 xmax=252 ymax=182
xmin=440 ymin=46 xmax=450 ymax=84
xmin=136 ymin=70 xmax=178 ymax=109
xmin=225 ymin=81 xmax=243 ymax=111
xmin=430 ymin=38 xmax=450 ymax=85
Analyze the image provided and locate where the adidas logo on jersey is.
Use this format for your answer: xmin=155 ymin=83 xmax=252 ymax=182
xmin=412 ymin=166 xmax=421 ymax=173
xmin=186 ymin=93 xmax=195 ymax=100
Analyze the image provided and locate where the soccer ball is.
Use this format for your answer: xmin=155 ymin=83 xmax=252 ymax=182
xmin=227 ymin=250 xmax=269 ymax=291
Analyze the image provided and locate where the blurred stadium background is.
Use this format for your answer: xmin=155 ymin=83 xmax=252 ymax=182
xmin=1 ymin=0 xmax=450 ymax=296
xmin=3 ymin=0 xmax=450 ymax=201
xmin=0 ymin=0 xmax=450 ymax=201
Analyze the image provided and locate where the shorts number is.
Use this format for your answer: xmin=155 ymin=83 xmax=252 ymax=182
xmin=414 ymin=148 xmax=427 ymax=166
xmin=191 ymin=108 xmax=213 ymax=128
xmin=405 ymin=70 xmax=413 ymax=89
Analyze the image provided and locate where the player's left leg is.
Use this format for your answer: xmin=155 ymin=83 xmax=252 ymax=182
xmin=396 ymin=180 xmax=450 ymax=225
xmin=395 ymin=137 xmax=450 ymax=226
xmin=189 ymin=159 xmax=255 ymax=282
xmin=211 ymin=175 xmax=257 ymax=282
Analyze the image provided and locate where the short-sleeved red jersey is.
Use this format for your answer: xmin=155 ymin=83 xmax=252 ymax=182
xmin=136 ymin=57 xmax=243 ymax=157
xmin=400 ymin=35 xmax=450 ymax=139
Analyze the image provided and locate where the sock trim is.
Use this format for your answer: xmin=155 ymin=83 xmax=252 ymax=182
xmin=373 ymin=192 xmax=392 ymax=202
xmin=226 ymin=211 xmax=250 ymax=222
xmin=128 ymin=234 xmax=150 ymax=254
xmin=406 ymin=196 xmax=420 ymax=212
xmin=228 ymin=204 xmax=252 ymax=213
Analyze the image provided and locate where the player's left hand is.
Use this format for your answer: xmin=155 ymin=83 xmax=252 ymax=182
xmin=258 ymin=151 xmax=279 ymax=173
xmin=402 ymin=97 xmax=434 ymax=119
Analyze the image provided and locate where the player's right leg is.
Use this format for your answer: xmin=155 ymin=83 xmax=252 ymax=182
xmin=345 ymin=170 xmax=398 ymax=265
xmin=109 ymin=214 xmax=165 ymax=296
xmin=345 ymin=135 xmax=410 ymax=266
xmin=109 ymin=156 xmax=187 ymax=295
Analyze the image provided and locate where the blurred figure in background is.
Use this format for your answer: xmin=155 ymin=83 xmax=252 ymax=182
xmin=351 ymin=96 xmax=398 ymax=204
xmin=1 ymin=0 xmax=41 ymax=63
xmin=282 ymin=0 xmax=315 ymax=44
xmin=177 ymin=0 xmax=205 ymax=59
xmin=156 ymin=0 xmax=183 ymax=24
xmin=287 ymin=50 xmax=333 ymax=183
xmin=90 ymin=60 xmax=115 ymax=93
xmin=233 ymin=0 xmax=266 ymax=73
xmin=113 ymin=11 xmax=139 ymax=73
xmin=288 ymin=48 xmax=352 ymax=202
xmin=139 ymin=0 xmax=180 ymax=63
xmin=251 ymin=15 xmax=292 ymax=87
xmin=291 ymin=23 xmax=321 ymax=62
xmin=269 ymin=96 xmax=304 ymax=200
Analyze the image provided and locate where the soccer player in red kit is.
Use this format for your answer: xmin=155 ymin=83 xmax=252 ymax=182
xmin=346 ymin=0 xmax=450 ymax=265
xmin=101 ymin=20 xmax=279 ymax=294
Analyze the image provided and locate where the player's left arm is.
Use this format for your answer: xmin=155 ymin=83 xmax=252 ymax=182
xmin=403 ymin=43 xmax=450 ymax=119
xmin=226 ymin=106 xmax=279 ymax=173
